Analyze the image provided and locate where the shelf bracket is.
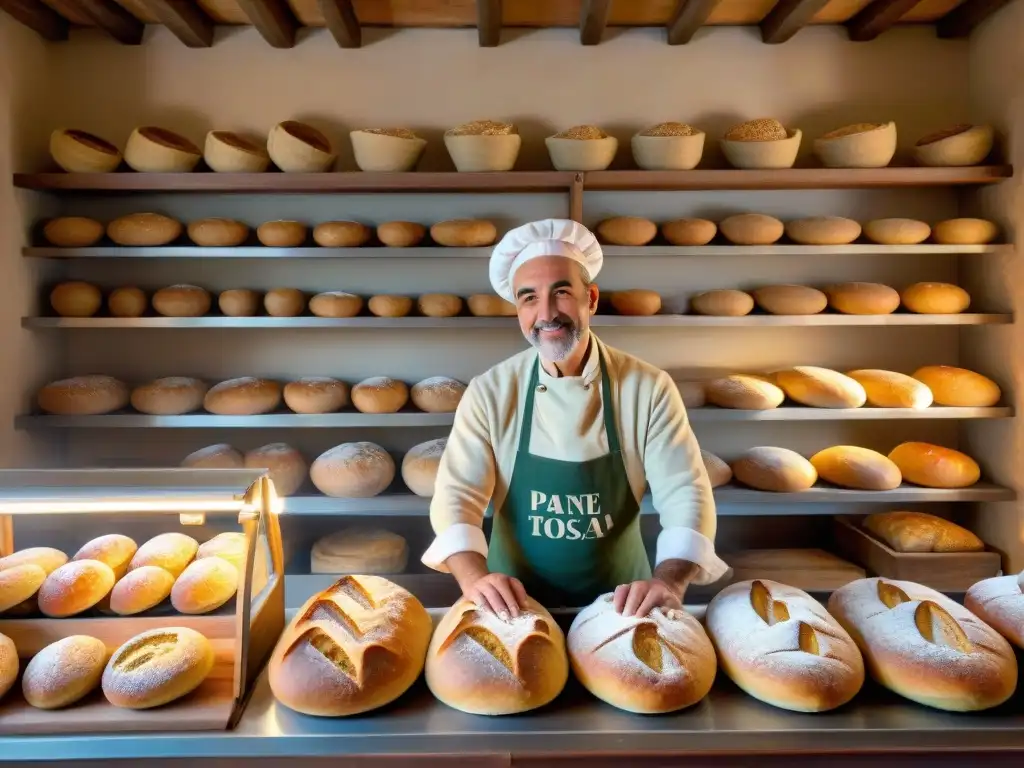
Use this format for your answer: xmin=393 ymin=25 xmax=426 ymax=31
xmin=477 ymin=0 xmax=501 ymax=47
xmin=318 ymin=0 xmax=360 ymax=48
xmin=667 ymin=0 xmax=722 ymax=45
xmin=139 ymin=0 xmax=213 ymax=47
xmin=0 ymin=0 xmax=69 ymax=41
xmin=236 ymin=0 xmax=298 ymax=48
xmin=761 ymin=0 xmax=831 ymax=44
xmin=580 ymin=0 xmax=612 ymax=45
xmin=847 ymin=0 xmax=925 ymax=42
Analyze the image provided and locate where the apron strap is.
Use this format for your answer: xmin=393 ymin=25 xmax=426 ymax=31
xmin=519 ymin=358 xmax=541 ymax=453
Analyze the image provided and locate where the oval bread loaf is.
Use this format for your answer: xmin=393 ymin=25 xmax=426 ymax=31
xmin=0 ymin=633 xmax=17 ymax=700
xmin=417 ymin=293 xmax=463 ymax=317
xmin=257 ymin=220 xmax=306 ymax=247
xmin=310 ymin=530 xmax=409 ymax=575
xmin=187 ymin=218 xmax=249 ymax=247
xmin=37 ymin=375 xmax=129 ymax=416
xmin=900 ymin=282 xmax=970 ymax=314
xmin=181 ymin=443 xmax=243 ymax=469
xmin=596 ymin=216 xmax=657 ymax=246
xmin=431 ymin=219 xmax=497 ymax=247
xmin=965 ymin=571 xmax=1024 ymax=649
xmin=785 ymin=216 xmax=861 ymax=245
xmin=196 ymin=532 xmax=248 ymax=571
xmin=310 ymin=442 xmax=395 ymax=498
xmin=284 ymin=377 xmax=350 ymax=414
xmin=37 ymin=559 xmax=116 ymax=617
xmin=352 ymin=377 xmax=408 ymax=413
xmin=706 ymin=580 xmax=864 ymax=712
xmin=568 ymin=593 xmax=716 ymax=713
xmin=704 ymin=374 xmax=784 ymax=410
xmin=610 ymin=289 xmax=661 ymax=316
xmin=44 ymin=216 xmax=105 ymax=247
xmin=719 ymin=214 xmax=784 ymax=245
xmin=22 ymin=635 xmax=108 ymax=709
xmin=690 ymin=289 xmax=753 ymax=316
xmin=0 ymin=547 xmax=68 ymax=575
xmin=309 ymin=291 xmax=363 ymax=318
xmin=826 ymin=282 xmax=900 ymax=315
xmin=661 ymin=218 xmax=716 ymax=246
xmin=108 ymin=286 xmax=148 ymax=317
xmin=171 ymin=557 xmax=239 ymax=614
xmin=244 ymin=442 xmax=307 ymax=496
xmin=702 ymin=449 xmax=732 ymax=488
xmin=313 ymin=221 xmax=371 ymax=248
xmin=911 ymin=365 xmax=1000 ymax=407
xmin=73 ymin=534 xmax=137 ymax=580
xmin=50 ymin=281 xmax=102 ymax=317
xmin=108 ymin=565 xmax=175 ymax=615
xmin=932 ymin=218 xmax=998 ymax=245
xmin=467 ymin=294 xmax=517 ymax=317
xmin=107 ymin=212 xmax=182 ymax=246
xmin=402 ymin=437 xmax=446 ymax=497
xmin=731 ymin=446 xmax=817 ymax=492
xmin=204 ymin=377 xmax=282 ymax=415
xmin=774 ymin=366 xmax=867 ymax=409
xmin=810 ymin=446 xmax=902 ymax=490
xmin=827 ymin=577 xmax=1017 ymax=711
xmin=152 ymin=284 xmax=211 ymax=317
xmin=368 ymin=295 xmax=413 ymax=318
xmin=863 ymin=218 xmax=931 ymax=245
xmin=131 ymin=377 xmax=208 ymax=415
xmin=264 ymin=287 xmax=306 ymax=317
xmin=129 ymin=532 xmax=198 ymax=578
xmin=102 ymin=626 xmax=215 ymax=709
xmin=268 ymin=575 xmax=432 ymax=715
xmin=377 ymin=221 xmax=425 ymax=247
xmin=845 ymin=369 xmax=933 ymax=408
xmin=752 ymin=285 xmax=827 ymax=315
xmin=887 ymin=441 xmax=980 ymax=488
xmin=862 ymin=511 xmax=984 ymax=553
xmin=219 ymin=289 xmax=260 ymax=317
xmin=410 ymin=377 xmax=466 ymax=412
xmin=0 ymin=563 xmax=48 ymax=612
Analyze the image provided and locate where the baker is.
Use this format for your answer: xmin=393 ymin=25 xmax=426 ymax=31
xmin=421 ymin=218 xmax=726 ymax=619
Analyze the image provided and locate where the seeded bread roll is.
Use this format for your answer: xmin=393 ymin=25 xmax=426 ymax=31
xmin=0 ymin=633 xmax=16 ymax=701
xmin=411 ymin=377 xmax=466 ymax=412
xmin=863 ymin=511 xmax=984 ymax=553
xmin=268 ymin=575 xmax=432 ymax=715
xmin=37 ymin=560 xmax=116 ymax=617
xmin=402 ymin=437 xmax=446 ymax=497
xmin=182 ymin=443 xmax=244 ymax=469
xmin=0 ymin=547 xmax=68 ymax=575
xmin=102 ymin=627 xmax=215 ymax=709
xmin=310 ymin=530 xmax=409 ymax=574
xmin=244 ymin=442 xmax=307 ymax=496
xmin=0 ymin=563 xmax=47 ymax=612
xmin=129 ymin=532 xmax=198 ymax=578
xmin=37 ymin=375 xmax=129 ymax=416
xmin=204 ymin=377 xmax=282 ymax=415
xmin=22 ymin=635 xmax=108 ymax=710
xmin=108 ymin=565 xmax=175 ymax=615
xmin=73 ymin=534 xmax=138 ymax=579
xmin=283 ymin=377 xmax=350 ymax=414
xmin=310 ymin=442 xmax=395 ymax=498
xmin=171 ymin=557 xmax=239 ymax=614
xmin=352 ymin=376 xmax=409 ymax=413
xmin=827 ymin=577 xmax=1017 ymax=711
xmin=131 ymin=377 xmax=208 ymax=415
xmin=965 ymin=570 xmax=1024 ymax=649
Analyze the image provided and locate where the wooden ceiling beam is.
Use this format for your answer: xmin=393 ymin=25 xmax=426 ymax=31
xmin=0 ymin=0 xmax=68 ymax=41
xmin=847 ymin=0 xmax=925 ymax=41
xmin=66 ymin=0 xmax=144 ymax=43
xmin=936 ymin=0 xmax=1011 ymax=38
xmin=667 ymin=0 xmax=722 ymax=45
xmin=477 ymin=0 xmax=501 ymax=47
xmin=580 ymin=0 xmax=612 ymax=46
xmin=761 ymin=0 xmax=831 ymax=44
xmin=318 ymin=0 xmax=360 ymax=47
xmin=236 ymin=0 xmax=296 ymax=48
xmin=139 ymin=0 xmax=213 ymax=46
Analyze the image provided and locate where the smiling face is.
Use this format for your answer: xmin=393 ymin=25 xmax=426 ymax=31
xmin=511 ymin=256 xmax=599 ymax=362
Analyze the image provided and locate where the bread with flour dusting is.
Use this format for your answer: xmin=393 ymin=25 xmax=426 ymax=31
xmin=425 ymin=597 xmax=568 ymax=715
xmin=268 ymin=574 xmax=432 ymax=716
xmin=828 ymin=576 xmax=1017 ymax=711
xmin=964 ymin=569 xmax=1024 ymax=649
xmin=705 ymin=579 xmax=864 ymax=712
xmin=568 ymin=593 xmax=715 ymax=713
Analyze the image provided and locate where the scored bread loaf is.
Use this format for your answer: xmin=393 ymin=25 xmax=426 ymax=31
xmin=862 ymin=511 xmax=984 ymax=553
xmin=426 ymin=596 xmax=568 ymax=715
xmin=567 ymin=593 xmax=716 ymax=714
xmin=705 ymin=580 xmax=864 ymax=712
xmin=268 ymin=575 xmax=432 ymax=716
xmin=827 ymin=577 xmax=1017 ymax=711
xmin=102 ymin=626 xmax=215 ymax=709
xmin=310 ymin=529 xmax=409 ymax=574
xmin=964 ymin=570 xmax=1024 ymax=649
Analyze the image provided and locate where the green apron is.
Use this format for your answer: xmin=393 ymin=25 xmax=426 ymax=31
xmin=487 ymin=347 xmax=651 ymax=608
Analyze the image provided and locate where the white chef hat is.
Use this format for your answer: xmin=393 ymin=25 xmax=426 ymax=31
xmin=488 ymin=218 xmax=603 ymax=302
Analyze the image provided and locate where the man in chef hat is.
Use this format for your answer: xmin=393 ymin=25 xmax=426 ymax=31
xmin=421 ymin=219 xmax=726 ymax=618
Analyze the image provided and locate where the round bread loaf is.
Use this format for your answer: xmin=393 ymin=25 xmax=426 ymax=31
xmin=719 ymin=214 xmax=784 ymax=245
xmin=411 ymin=377 xmax=466 ymax=412
xmin=204 ymin=377 xmax=282 ymax=415
xmin=352 ymin=377 xmax=409 ymax=413
xmin=129 ymin=532 xmax=198 ymax=578
xmin=219 ymin=289 xmax=261 ymax=317
xmin=102 ymin=626 xmax=215 ymax=709
xmin=50 ymin=281 xmax=102 ymax=317
xmin=37 ymin=559 xmax=115 ymax=617
xmin=309 ymin=292 xmax=364 ymax=318
xmin=900 ymin=282 xmax=970 ymax=314
xmin=402 ymin=437 xmax=446 ymax=497
xmin=310 ymin=530 xmax=409 ymax=574
xmin=313 ymin=221 xmax=371 ymax=247
xmin=932 ymin=218 xmax=998 ymax=245
xmin=862 ymin=511 xmax=984 ymax=553
xmin=774 ymin=366 xmax=867 ymax=409
xmin=731 ymin=447 xmax=817 ymax=492
xmin=826 ymin=282 xmax=900 ymax=315
xmin=0 ymin=547 xmax=68 ymax=575
xmin=130 ymin=377 xmax=207 ymax=415
xmin=426 ymin=596 xmax=568 ymax=715
xmin=181 ymin=443 xmax=243 ymax=469
xmin=0 ymin=563 xmax=47 ymax=612
xmin=752 ymin=285 xmax=827 ymax=315
xmin=43 ymin=216 xmax=104 ymax=247
xmin=690 ymin=289 xmax=754 ymax=316
xmin=264 ymin=287 xmax=306 ymax=317
xmin=706 ymin=580 xmax=864 ymax=712
xmin=810 ymin=446 xmax=902 ymax=490
xmin=845 ymin=369 xmax=933 ymax=409
xmin=0 ymin=633 xmax=16 ymax=700
xmin=171 ymin=557 xmax=239 ymax=614
xmin=887 ymin=441 xmax=980 ymax=488
xmin=678 ymin=380 xmax=705 ymax=408
xmin=284 ymin=377 xmax=350 ymax=413
xmin=418 ymin=293 xmax=463 ymax=317
xmin=257 ymin=220 xmax=306 ymax=247
xmin=108 ymin=286 xmax=148 ymax=317
xmin=430 ymin=219 xmax=497 ymax=247
xmin=595 ymin=217 xmax=657 ymax=246
xmin=827 ymin=577 xmax=1017 ymax=712
xmin=107 ymin=212 xmax=182 ymax=246
xmin=187 ymin=218 xmax=249 ymax=247
xmin=661 ymin=218 xmax=716 ymax=246
xmin=610 ymin=289 xmax=661 ymax=316
xmin=269 ymin=575 xmax=432 ymax=715
xmin=785 ymin=216 xmax=862 ymax=245
xmin=368 ymin=295 xmax=413 ymax=318
xmin=244 ymin=442 xmax=307 ymax=496
xmin=37 ymin=375 xmax=129 ymax=415
xmin=22 ymin=635 xmax=108 ymax=710
xmin=108 ymin=565 xmax=175 ymax=615
xmin=911 ymin=365 xmax=1000 ymax=407
xmin=152 ymin=284 xmax=211 ymax=317
xmin=705 ymin=374 xmax=784 ymax=410
xmin=568 ymin=594 xmax=716 ymax=713
xmin=863 ymin=218 xmax=931 ymax=245
xmin=73 ymin=534 xmax=137 ymax=580
xmin=467 ymin=294 xmax=517 ymax=317
xmin=702 ymin=450 xmax=732 ymax=487
xmin=310 ymin=442 xmax=395 ymax=498
xmin=965 ymin=571 xmax=1024 ymax=649
xmin=196 ymin=532 xmax=248 ymax=572
xmin=377 ymin=221 xmax=426 ymax=247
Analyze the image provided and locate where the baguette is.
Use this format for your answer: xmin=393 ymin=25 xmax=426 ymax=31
xmin=964 ymin=570 xmax=1024 ymax=649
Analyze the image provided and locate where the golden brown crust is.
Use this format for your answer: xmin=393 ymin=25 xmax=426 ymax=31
xmin=0 ymin=564 xmax=47 ymax=613
xmin=22 ymin=635 xmax=107 ymax=709
xmin=102 ymin=627 xmax=214 ymax=709
xmin=37 ymin=560 xmax=115 ymax=618
xmin=73 ymin=534 xmax=138 ymax=579
xmin=863 ymin=511 xmax=984 ymax=553
xmin=965 ymin=573 xmax=1024 ymax=649
xmin=128 ymin=532 xmax=198 ymax=578
xmin=887 ymin=441 xmax=980 ymax=488
xmin=171 ymin=557 xmax=239 ymax=614
xmin=108 ymin=565 xmax=175 ymax=615
xmin=0 ymin=633 xmax=16 ymax=700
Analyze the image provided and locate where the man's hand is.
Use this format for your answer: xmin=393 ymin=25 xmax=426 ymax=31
xmin=613 ymin=579 xmax=682 ymax=618
xmin=444 ymin=551 xmax=527 ymax=618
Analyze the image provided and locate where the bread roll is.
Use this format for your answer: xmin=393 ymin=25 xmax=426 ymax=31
xmin=809 ymin=446 xmax=901 ymax=490
xmin=430 ymin=219 xmax=497 ymax=247
xmin=102 ymin=626 xmax=215 ymax=709
xmin=244 ymin=442 xmax=307 ymax=496
xmin=43 ymin=216 xmax=104 ymax=247
xmin=610 ymin=289 xmax=661 ymax=316
xmin=752 ymin=285 xmax=827 ymax=315
xmin=911 ymin=365 xmax=1000 ymax=407
xmin=313 ymin=221 xmax=371 ymax=247
xmin=0 ymin=547 xmax=67 ymax=575
xmin=0 ymin=633 xmax=16 ymax=701
xmin=196 ymin=532 xmax=248 ymax=571
xmin=964 ymin=571 xmax=1024 ymax=649
xmin=264 ymin=287 xmax=306 ymax=317
xmin=706 ymin=580 xmax=864 ymax=712
xmin=108 ymin=565 xmax=175 ymax=615
xmin=661 ymin=218 xmax=716 ymax=246
xmin=204 ymin=377 xmax=282 ymax=415
xmin=130 ymin=377 xmax=208 ymax=415
xmin=900 ymin=282 xmax=970 ymax=314
xmin=22 ymin=635 xmax=107 ymax=709
xmin=785 ymin=216 xmax=861 ymax=246
xmin=402 ymin=437 xmax=446 ymax=496
xmin=268 ymin=575 xmax=432 ymax=715
xmin=863 ymin=511 xmax=984 ymax=553
xmin=417 ymin=293 xmax=463 ymax=317
xmin=705 ymin=374 xmax=784 ymax=410
xmin=426 ymin=597 xmax=568 ymax=715
xmin=887 ymin=441 xmax=980 ymax=488
xmin=702 ymin=450 xmax=732 ymax=487
xmin=171 ymin=557 xmax=239 ymax=614
xmin=152 ymin=284 xmax=211 ymax=317
xmin=284 ymin=377 xmax=350 ymax=414
xmin=827 ymin=577 xmax=1017 ymax=711
xmin=774 ymin=366 xmax=867 ymax=409
xmin=187 ymin=218 xmax=249 ymax=247
xmin=352 ymin=376 xmax=409 ymax=413
xmin=37 ymin=560 xmax=116 ymax=617
xmin=219 ymin=289 xmax=260 ymax=317
xmin=411 ymin=376 xmax=466 ymax=412
xmin=690 ymin=289 xmax=753 ymax=316
xmin=467 ymin=294 xmax=517 ymax=317
xmin=368 ymin=295 xmax=413 ymax=318
xmin=0 ymin=563 xmax=47 ymax=612
xmin=107 ymin=212 xmax=182 ymax=246
xmin=568 ymin=594 xmax=716 ymax=713
xmin=932 ymin=218 xmax=998 ymax=245
xmin=826 ymin=282 xmax=901 ymax=315
xmin=257 ymin=220 xmax=306 ymax=247
xmin=310 ymin=530 xmax=409 ymax=574
xmin=719 ymin=214 xmax=784 ymax=245
xmin=50 ymin=281 xmax=102 ymax=317
xmin=108 ymin=286 xmax=148 ymax=317
xmin=863 ymin=218 xmax=930 ymax=245
xmin=73 ymin=534 xmax=137 ymax=579
xmin=377 ymin=221 xmax=426 ymax=247
xmin=845 ymin=369 xmax=933 ymax=409
xmin=181 ymin=443 xmax=243 ymax=469
xmin=731 ymin=447 xmax=817 ymax=492
xmin=37 ymin=375 xmax=129 ymax=416
xmin=310 ymin=442 xmax=395 ymax=498
xmin=309 ymin=291 xmax=363 ymax=318
xmin=595 ymin=217 xmax=657 ymax=246
xmin=129 ymin=532 xmax=198 ymax=578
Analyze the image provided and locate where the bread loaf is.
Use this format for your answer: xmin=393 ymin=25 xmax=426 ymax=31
xmin=171 ymin=557 xmax=239 ymax=614
xmin=108 ymin=286 xmax=148 ymax=317
xmin=0 ymin=563 xmax=47 ymax=612
xmin=826 ymin=282 xmax=901 ymax=315
xmin=130 ymin=377 xmax=207 ymax=415
xmin=264 ymin=287 xmax=306 ymax=317
xmin=887 ymin=441 xmax=980 ymax=488
xmin=430 ymin=219 xmax=497 ymax=247
xmin=310 ymin=442 xmax=395 ymax=498
xmin=752 ymin=285 xmax=827 ymax=315
xmin=426 ymin=597 xmax=568 ymax=715
xmin=774 ymin=366 xmax=867 ymax=409
xmin=964 ymin=570 xmax=1024 ymax=649
xmin=595 ymin=217 xmax=657 ymax=246
xmin=932 ymin=218 xmax=998 ymax=245
xmin=810 ymin=446 xmax=901 ymax=490
xmin=704 ymin=374 xmax=784 ymax=410
xmin=678 ymin=380 xmax=705 ymax=408
xmin=22 ymin=635 xmax=107 ymax=709
xmin=50 ymin=281 xmax=102 ymax=317
xmin=310 ymin=291 xmax=364 ymax=318
xmin=257 ymin=220 xmax=306 ymax=247
xmin=352 ymin=377 xmax=409 ymax=413
xmin=377 ymin=221 xmax=425 ymax=247
xmin=107 ymin=212 xmax=182 ymax=246
xmin=196 ymin=532 xmax=248 ymax=571
xmin=402 ymin=437 xmax=446 ymax=496
xmin=219 ymin=289 xmax=260 ymax=317
xmin=901 ymin=282 xmax=970 ymax=314
xmin=661 ymin=218 xmax=716 ymax=246
xmin=37 ymin=375 xmax=129 ymax=416
xmin=731 ymin=446 xmax=817 ymax=492
xmin=0 ymin=633 xmax=16 ymax=701
xmin=268 ymin=575 xmax=432 ymax=715
xmin=108 ymin=565 xmax=175 ymax=615
xmin=102 ymin=626 xmax=215 ymax=709
xmin=784 ymin=216 xmax=861 ymax=246
xmin=187 ymin=218 xmax=249 ymax=247
xmin=690 ymin=289 xmax=754 ymax=316
xmin=719 ymin=214 xmax=784 ymax=245
xmin=568 ymin=594 xmax=715 ymax=713
xmin=310 ymin=530 xmax=409 ymax=574
xmin=705 ymin=580 xmax=864 ymax=712
xmin=204 ymin=377 xmax=282 ymax=415
xmin=466 ymin=294 xmax=517 ymax=317
xmin=911 ymin=365 xmax=1000 ymax=407
xmin=610 ymin=289 xmax=661 ymax=316
xmin=0 ymin=547 xmax=68 ymax=575
xmin=244 ymin=442 xmax=307 ymax=496
xmin=129 ymin=532 xmax=198 ymax=578
xmin=411 ymin=377 xmax=466 ymax=412
xmin=701 ymin=449 xmax=732 ymax=488
xmin=37 ymin=560 xmax=116 ymax=617
xmin=827 ymin=577 xmax=1017 ymax=711
xmin=313 ymin=221 xmax=371 ymax=248
xmin=368 ymin=295 xmax=413 ymax=318
xmin=181 ymin=443 xmax=243 ymax=469
xmin=845 ymin=369 xmax=933 ymax=409
xmin=73 ymin=534 xmax=138 ymax=579
xmin=43 ymin=216 xmax=104 ymax=247
xmin=863 ymin=511 xmax=984 ymax=553
xmin=284 ymin=377 xmax=350 ymax=413
xmin=417 ymin=293 xmax=464 ymax=317
xmin=863 ymin=218 xmax=930 ymax=245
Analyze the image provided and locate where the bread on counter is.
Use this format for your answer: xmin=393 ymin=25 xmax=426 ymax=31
xmin=22 ymin=635 xmax=107 ymax=709
xmin=862 ymin=511 xmax=984 ymax=553
xmin=310 ymin=529 xmax=409 ymax=574
xmin=965 ymin=570 xmax=1024 ymax=649
xmin=706 ymin=580 xmax=864 ymax=712
xmin=102 ymin=626 xmax=215 ymax=709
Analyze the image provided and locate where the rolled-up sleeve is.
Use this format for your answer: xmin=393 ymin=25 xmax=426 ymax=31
xmin=421 ymin=380 xmax=496 ymax=572
xmin=644 ymin=371 xmax=729 ymax=585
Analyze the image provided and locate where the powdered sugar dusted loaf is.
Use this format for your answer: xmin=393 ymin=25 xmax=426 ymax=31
xmin=310 ymin=441 xmax=395 ymax=498
xmin=964 ymin=569 xmax=1024 ymax=649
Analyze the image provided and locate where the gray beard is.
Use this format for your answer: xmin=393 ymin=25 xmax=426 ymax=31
xmin=527 ymin=319 xmax=582 ymax=362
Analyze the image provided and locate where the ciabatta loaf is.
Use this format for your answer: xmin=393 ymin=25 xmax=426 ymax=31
xmin=568 ymin=593 xmax=716 ymax=713
xmin=425 ymin=597 xmax=568 ymax=715
xmin=705 ymin=580 xmax=864 ymax=712
xmin=268 ymin=575 xmax=431 ymax=716
xmin=964 ymin=569 xmax=1024 ymax=649
xmin=828 ymin=577 xmax=1017 ymax=711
